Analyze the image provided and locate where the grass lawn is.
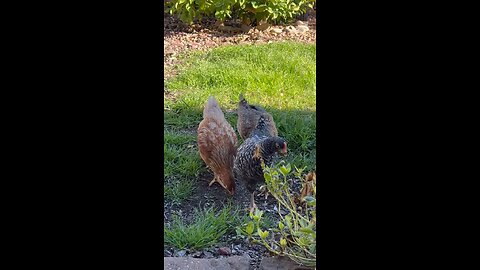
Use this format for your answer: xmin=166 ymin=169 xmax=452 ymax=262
xmin=164 ymin=41 xmax=316 ymax=250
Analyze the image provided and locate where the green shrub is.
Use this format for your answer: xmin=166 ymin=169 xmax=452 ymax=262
xmin=165 ymin=0 xmax=316 ymax=25
xmin=236 ymin=161 xmax=316 ymax=267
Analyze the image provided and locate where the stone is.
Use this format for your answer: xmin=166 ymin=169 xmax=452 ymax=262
xmin=296 ymin=25 xmax=309 ymax=33
xmin=218 ymin=247 xmax=232 ymax=255
xmin=203 ymin=251 xmax=214 ymax=259
xmin=164 ymin=255 xmax=251 ymax=270
xmin=259 ymin=256 xmax=315 ymax=270
xmin=192 ymin=251 xmax=203 ymax=258
xmin=271 ymin=27 xmax=283 ymax=34
xmin=286 ymin=26 xmax=299 ymax=34
xmin=295 ymin=20 xmax=307 ymax=26
xmin=175 ymin=250 xmax=187 ymax=257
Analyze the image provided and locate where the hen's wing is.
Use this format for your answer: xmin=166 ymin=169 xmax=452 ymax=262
xmin=198 ymin=97 xmax=238 ymax=170
xmin=233 ymin=136 xmax=261 ymax=193
xmin=198 ymin=118 xmax=237 ymax=165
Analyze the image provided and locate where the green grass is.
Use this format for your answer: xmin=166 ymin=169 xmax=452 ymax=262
xmin=165 ymin=41 xmax=316 ymax=111
xmin=164 ymin=40 xmax=316 ymax=205
xmin=164 ymin=205 xmax=244 ymax=250
xmin=164 ymin=131 xmax=204 ymax=204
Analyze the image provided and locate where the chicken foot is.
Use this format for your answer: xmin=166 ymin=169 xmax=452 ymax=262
xmin=257 ymin=185 xmax=270 ymax=200
xmin=208 ymin=175 xmax=227 ymax=190
xmin=208 ymin=176 xmax=218 ymax=187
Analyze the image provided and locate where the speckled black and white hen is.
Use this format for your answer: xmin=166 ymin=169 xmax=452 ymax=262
xmin=233 ymin=116 xmax=287 ymax=212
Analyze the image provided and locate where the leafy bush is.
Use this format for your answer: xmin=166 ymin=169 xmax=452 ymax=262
xmin=165 ymin=0 xmax=316 ymax=25
xmin=236 ymin=161 xmax=316 ymax=267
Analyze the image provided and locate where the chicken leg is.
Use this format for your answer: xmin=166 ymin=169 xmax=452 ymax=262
xmin=208 ymin=176 xmax=218 ymax=187
xmin=249 ymin=191 xmax=258 ymax=214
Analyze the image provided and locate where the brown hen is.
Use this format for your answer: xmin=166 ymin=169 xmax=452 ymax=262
xmin=197 ymin=96 xmax=238 ymax=195
xmin=237 ymin=93 xmax=278 ymax=140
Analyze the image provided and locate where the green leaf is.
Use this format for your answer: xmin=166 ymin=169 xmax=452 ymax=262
xmin=299 ymin=227 xmax=315 ymax=235
xmin=298 ymin=236 xmax=311 ymax=247
xmin=258 ymin=228 xmax=269 ymax=239
xmin=293 ymin=231 xmax=303 ymax=237
xmin=279 ymin=221 xmax=285 ymax=230
xmin=279 ymin=164 xmax=290 ymax=176
xmin=254 ymin=209 xmax=263 ymax=220
xmin=285 ymin=215 xmax=292 ymax=228
xmin=303 ymin=195 xmax=316 ymax=206
xmin=299 ymin=218 xmax=307 ymax=228
xmin=264 ymin=173 xmax=272 ymax=183
xmin=246 ymin=221 xmax=254 ymax=235
xmin=280 ymin=238 xmax=287 ymax=248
